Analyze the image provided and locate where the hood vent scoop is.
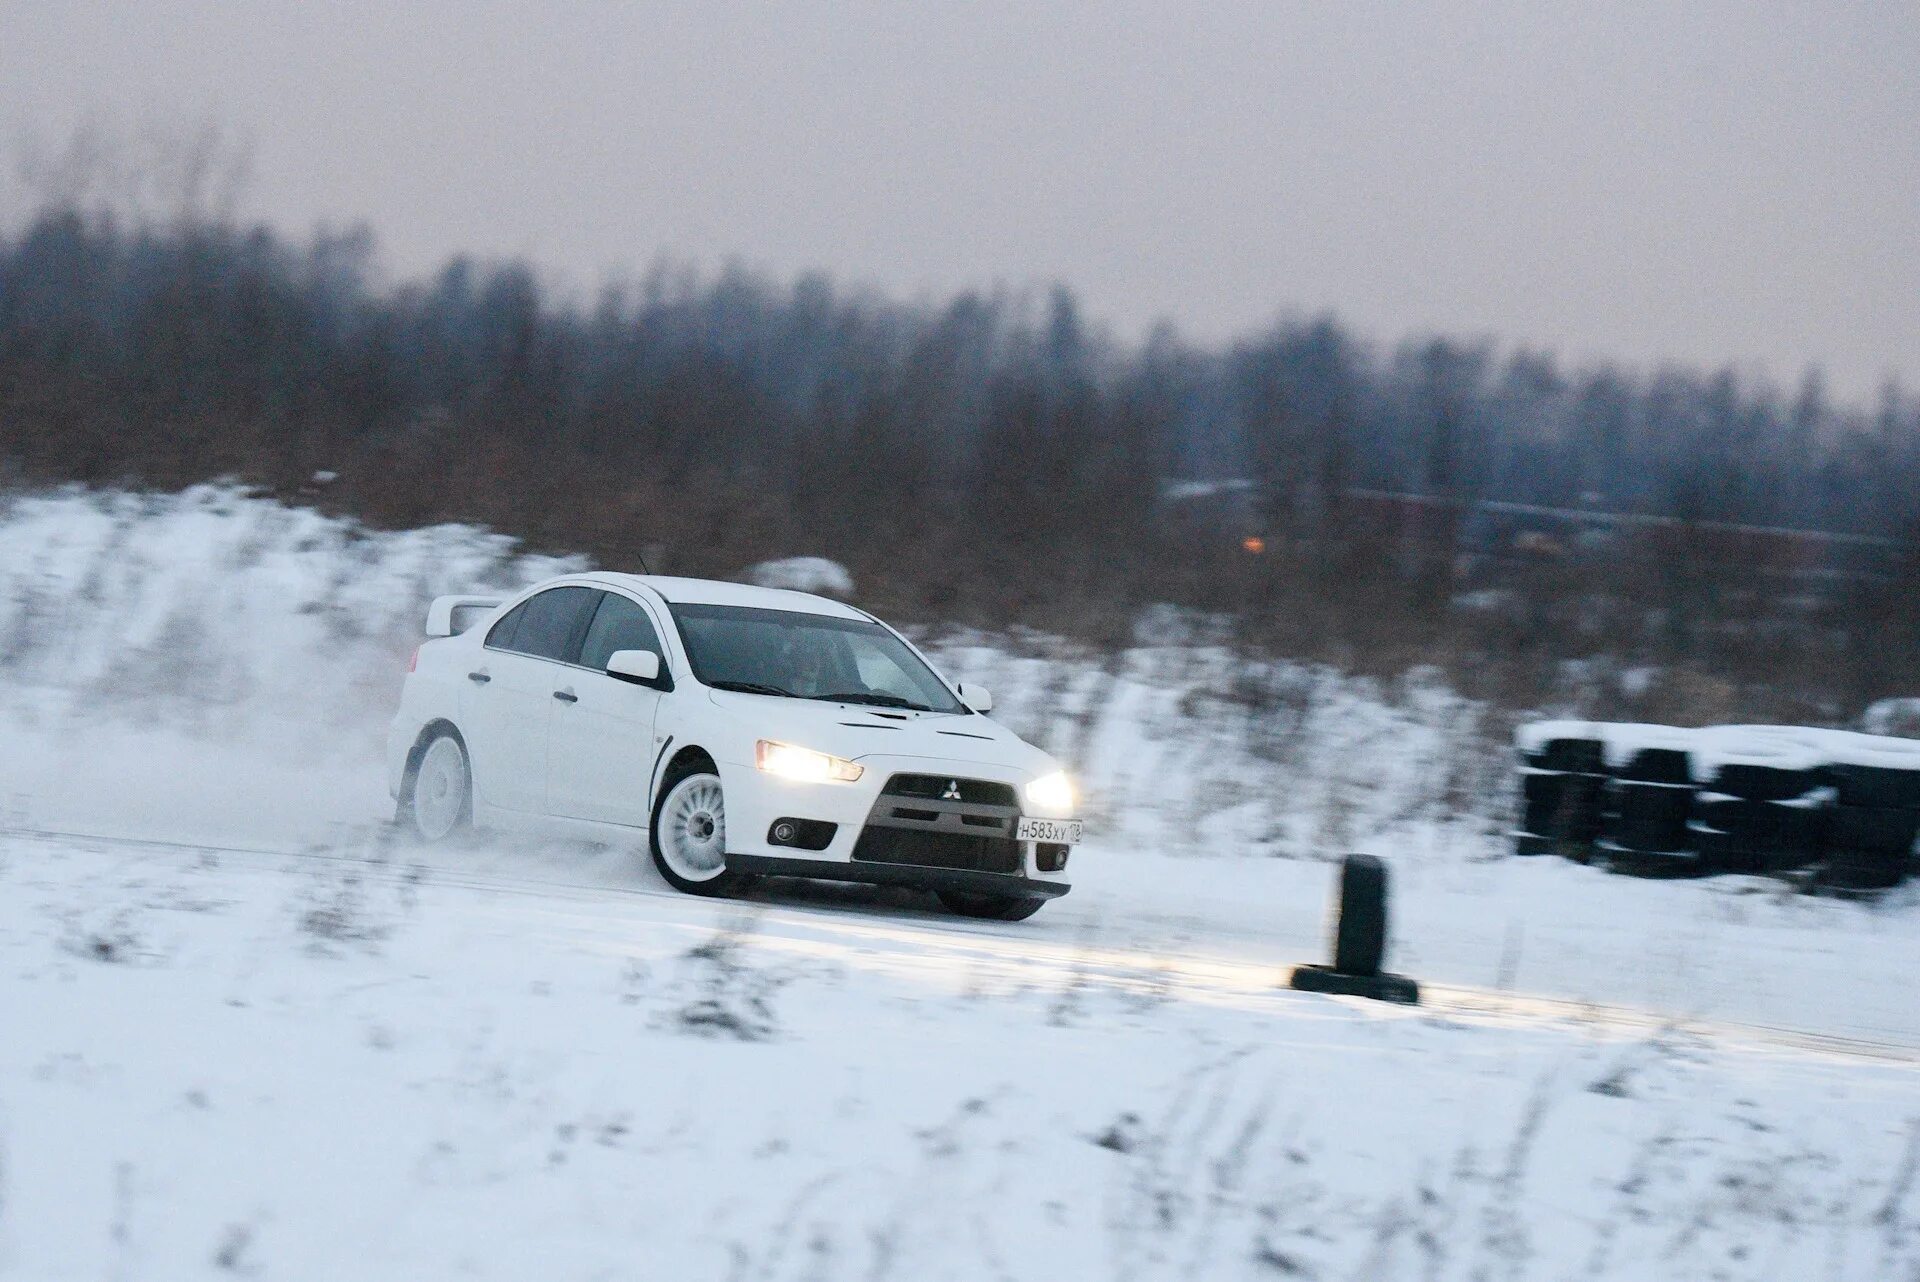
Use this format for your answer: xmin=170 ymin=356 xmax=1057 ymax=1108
xmin=937 ymin=729 xmax=994 ymax=741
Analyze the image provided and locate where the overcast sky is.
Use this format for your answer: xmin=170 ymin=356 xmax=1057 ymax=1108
xmin=2 ymin=1 xmax=1913 ymax=398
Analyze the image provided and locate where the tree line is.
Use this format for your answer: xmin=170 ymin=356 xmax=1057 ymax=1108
xmin=1 ymin=203 xmax=1915 ymax=721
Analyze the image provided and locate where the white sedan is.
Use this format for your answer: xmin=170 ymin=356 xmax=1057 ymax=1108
xmin=387 ymin=573 xmax=1079 ymax=920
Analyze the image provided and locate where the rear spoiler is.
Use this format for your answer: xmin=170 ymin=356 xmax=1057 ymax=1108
xmin=425 ymin=594 xmax=504 ymax=638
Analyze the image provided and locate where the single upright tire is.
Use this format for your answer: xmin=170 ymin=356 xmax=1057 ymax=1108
xmin=401 ymin=729 xmax=473 ymax=842
xmin=650 ymin=769 xmax=750 ymax=897
xmin=937 ymin=890 xmax=1047 ymax=921
xmin=1332 ymin=854 xmax=1388 ymax=977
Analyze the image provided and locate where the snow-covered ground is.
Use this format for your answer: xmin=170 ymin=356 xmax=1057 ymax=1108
xmin=3 ymin=486 xmax=1918 ymax=1278
xmin=7 ymin=829 xmax=1919 ymax=1280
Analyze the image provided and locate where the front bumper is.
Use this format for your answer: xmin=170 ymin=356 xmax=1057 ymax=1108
xmin=716 ymin=753 xmax=1074 ymax=897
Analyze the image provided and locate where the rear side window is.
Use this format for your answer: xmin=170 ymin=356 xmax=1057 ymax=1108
xmin=490 ymin=586 xmax=594 ymax=662
xmin=486 ymin=601 xmax=527 ymax=650
xmin=578 ymin=592 xmax=666 ymax=673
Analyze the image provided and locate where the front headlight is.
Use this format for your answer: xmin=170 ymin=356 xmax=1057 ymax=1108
xmin=1023 ymin=770 xmax=1076 ymax=817
xmin=756 ymin=740 xmax=865 ymax=784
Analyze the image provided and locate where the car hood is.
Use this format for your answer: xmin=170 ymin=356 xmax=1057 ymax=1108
xmin=704 ymin=689 xmax=1058 ymax=775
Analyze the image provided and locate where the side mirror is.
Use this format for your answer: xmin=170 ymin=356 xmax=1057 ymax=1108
xmin=606 ymin=649 xmax=663 ymax=686
xmin=956 ymin=682 xmax=993 ymax=713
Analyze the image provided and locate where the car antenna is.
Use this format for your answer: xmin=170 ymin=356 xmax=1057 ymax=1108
xmin=635 ymin=548 xmax=652 ymax=575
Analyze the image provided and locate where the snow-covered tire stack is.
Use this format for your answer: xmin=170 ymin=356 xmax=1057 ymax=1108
xmin=1689 ymin=727 xmax=1832 ymax=876
xmin=1511 ymin=719 xmax=1920 ymax=890
xmin=1597 ymin=726 xmax=1704 ymax=877
xmin=1511 ymin=722 xmax=1605 ymax=860
xmin=1820 ymin=736 xmax=1920 ymax=892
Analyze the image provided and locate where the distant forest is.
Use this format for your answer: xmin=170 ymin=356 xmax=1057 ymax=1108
xmin=2 ymin=203 xmax=1916 ymax=721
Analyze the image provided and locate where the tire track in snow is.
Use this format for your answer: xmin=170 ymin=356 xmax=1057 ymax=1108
xmin=9 ymin=821 xmax=1920 ymax=1068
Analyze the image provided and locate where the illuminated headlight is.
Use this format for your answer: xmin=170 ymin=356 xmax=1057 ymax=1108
xmin=755 ymin=740 xmax=865 ymax=784
xmin=1023 ymin=770 xmax=1076 ymax=816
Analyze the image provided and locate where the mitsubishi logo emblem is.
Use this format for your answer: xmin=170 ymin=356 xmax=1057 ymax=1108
xmin=942 ymin=780 xmax=962 ymax=801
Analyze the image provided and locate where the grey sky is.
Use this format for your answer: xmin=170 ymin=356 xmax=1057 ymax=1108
xmin=2 ymin=1 xmax=1914 ymax=398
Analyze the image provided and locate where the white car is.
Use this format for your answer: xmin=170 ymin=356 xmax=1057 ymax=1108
xmin=387 ymin=573 xmax=1080 ymax=920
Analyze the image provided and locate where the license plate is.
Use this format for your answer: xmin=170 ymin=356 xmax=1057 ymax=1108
xmin=1015 ymin=816 xmax=1082 ymax=844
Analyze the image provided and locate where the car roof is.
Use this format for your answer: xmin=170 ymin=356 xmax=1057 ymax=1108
xmin=568 ymin=571 xmax=869 ymax=620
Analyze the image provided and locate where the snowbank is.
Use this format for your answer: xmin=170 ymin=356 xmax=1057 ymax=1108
xmin=0 ymin=485 xmax=581 ymax=745
xmin=0 ymin=487 xmax=1511 ymax=861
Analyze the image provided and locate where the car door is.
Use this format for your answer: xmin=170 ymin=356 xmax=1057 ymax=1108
xmin=546 ymin=589 xmax=672 ymax=827
xmin=459 ymin=585 xmax=596 ymax=814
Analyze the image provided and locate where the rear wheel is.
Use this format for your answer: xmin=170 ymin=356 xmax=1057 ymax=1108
xmin=937 ymin=890 xmax=1047 ymax=921
xmin=402 ymin=731 xmax=472 ymax=842
xmin=650 ymin=770 xmax=749 ymax=896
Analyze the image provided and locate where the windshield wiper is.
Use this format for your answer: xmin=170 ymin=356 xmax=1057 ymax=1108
xmin=813 ymin=691 xmax=933 ymax=711
xmin=708 ymin=680 xmax=796 ymax=698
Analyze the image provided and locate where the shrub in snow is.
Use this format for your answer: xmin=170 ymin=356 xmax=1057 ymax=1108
xmin=664 ymin=920 xmax=782 ymax=1041
xmin=745 ymin=556 xmax=854 ymax=596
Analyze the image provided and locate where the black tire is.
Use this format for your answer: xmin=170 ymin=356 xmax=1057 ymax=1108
xmin=1331 ymin=854 xmax=1388 ymax=977
xmin=1520 ymin=770 xmax=1604 ymax=807
xmin=1597 ymin=842 xmax=1709 ymax=879
xmin=649 ymin=767 xmax=751 ymax=897
xmin=1705 ymin=762 xmax=1821 ymax=802
xmin=1828 ymin=764 xmax=1920 ymax=810
xmin=1826 ymin=804 xmax=1920 ymax=854
xmin=1693 ymin=797 xmax=1828 ymax=858
xmin=937 ymin=890 xmax=1047 ymax=921
xmin=1611 ymin=746 xmax=1693 ymax=786
xmin=1690 ymin=826 xmax=1767 ymax=875
xmin=1519 ymin=774 xmax=1604 ymax=846
xmin=1522 ymin=736 xmax=1604 ymax=775
xmin=1288 ymin=964 xmax=1420 ymax=1004
xmin=1602 ymin=780 xmax=1695 ymax=853
xmin=1818 ymin=847 xmax=1908 ymax=892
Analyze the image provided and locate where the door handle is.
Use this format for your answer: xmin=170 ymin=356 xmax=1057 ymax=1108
xmin=552 ymin=689 xmax=578 ymax=703
xmin=467 ymin=670 xmax=491 ymax=684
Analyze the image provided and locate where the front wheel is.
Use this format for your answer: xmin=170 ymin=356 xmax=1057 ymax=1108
xmin=937 ymin=890 xmax=1047 ymax=922
xmin=650 ymin=771 xmax=749 ymax=896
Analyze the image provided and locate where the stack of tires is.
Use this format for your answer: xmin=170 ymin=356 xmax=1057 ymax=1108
xmin=1512 ymin=721 xmax=1605 ymax=860
xmin=1821 ymin=736 xmax=1920 ymax=891
xmin=1510 ymin=719 xmax=1920 ymax=892
xmin=1596 ymin=726 xmax=1704 ymax=877
xmin=1689 ymin=727 xmax=1832 ymax=876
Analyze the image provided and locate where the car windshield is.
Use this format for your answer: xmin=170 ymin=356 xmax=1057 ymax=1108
xmin=668 ymin=604 xmax=966 ymax=714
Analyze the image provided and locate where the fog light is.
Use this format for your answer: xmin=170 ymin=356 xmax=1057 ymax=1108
xmin=767 ymin=817 xmax=838 ymax=851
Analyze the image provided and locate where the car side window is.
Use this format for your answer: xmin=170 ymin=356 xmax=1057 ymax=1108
xmin=486 ymin=601 xmax=527 ymax=650
xmin=495 ymin=586 xmax=594 ymax=662
xmin=578 ymin=592 xmax=666 ymax=673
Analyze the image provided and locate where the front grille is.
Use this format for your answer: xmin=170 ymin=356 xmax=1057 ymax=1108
xmin=884 ymin=774 xmax=1019 ymax=808
xmin=851 ymin=827 xmax=1023 ymax=875
xmin=855 ymin=772 xmax=1027 ymax=875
